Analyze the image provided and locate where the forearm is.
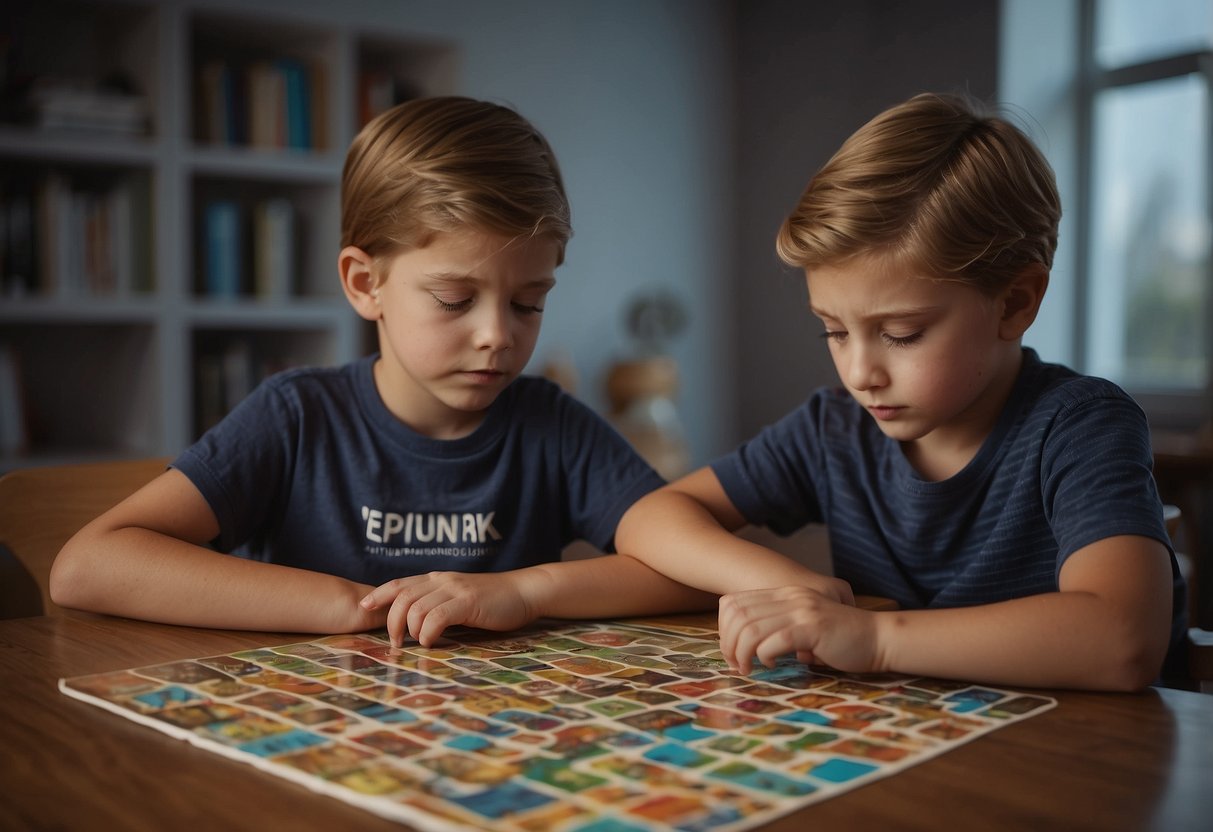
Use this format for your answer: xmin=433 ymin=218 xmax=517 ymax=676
xmin=875 ymin=591 xmax=1170 ymax=691
xmin=513 ymin=554 xmax=717 ymax=620
xmin=616 ymin=491 xmax=830 ymax=595
xmin=51 ymin=526 xmax=384 ymax=634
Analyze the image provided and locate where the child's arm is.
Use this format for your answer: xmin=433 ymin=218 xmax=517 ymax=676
xmin=718 ymin=534 xmax=1174 ymax=691
xmin=359 ymin=555 xmax=718 ymax=647
xmin=614 ymin=467 xmax=854 ymax=602
xmin=50 ymin=469 xmax=385 ymax=634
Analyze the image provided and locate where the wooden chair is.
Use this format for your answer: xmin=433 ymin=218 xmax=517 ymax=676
xmin=1164 ymin=504 xmax=1213 ymax=693
xmin=0 ymin=457 xmax=170 ymax=618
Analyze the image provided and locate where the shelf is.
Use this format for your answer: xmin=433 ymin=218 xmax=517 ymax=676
xmin=185 ymin=146 xmax=342 ymax=181
xmin=186 ymin=299 xmax=354 ymax=328
xmin=0 ymin=297 xmax=161 ymax=324
xmin=0 ymin=128 xmax=161 ymax=166
xmin=0 ymin=0 xmax=458 ymax=468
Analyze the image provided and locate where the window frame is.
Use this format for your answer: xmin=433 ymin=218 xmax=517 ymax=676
xmin=1073 ymin=0 xmax=1213 ymax=429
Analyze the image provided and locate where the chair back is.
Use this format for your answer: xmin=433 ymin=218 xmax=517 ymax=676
xmin=0 ymin=457 xmax=169 ymax=617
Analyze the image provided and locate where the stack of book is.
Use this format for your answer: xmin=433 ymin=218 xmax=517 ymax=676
xmin=26 ymin=80 xmax=149 ymax=136
xmin=0 ymin=175 xmax=148 ymax=299
xmin=198 ymin=58 xmax=325 ymax=151
xmin=202 ymin=198 xmax=296 ymax=299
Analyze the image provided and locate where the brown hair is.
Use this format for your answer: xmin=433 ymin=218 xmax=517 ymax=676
xmin=776 ymin=92 xmax=1060 ymax=293
xmin=341 ymin=96 xmax=572 ymax=266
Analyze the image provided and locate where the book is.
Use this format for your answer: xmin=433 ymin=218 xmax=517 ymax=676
xmin=0 ymin=346 xmax=28 ymax=456
xmin=253 ymin=198 xmax=295 ymax=299
xmin=309 ymin=60 xmax=328 ymax=151
xmin=198 ymin=60 xmax=231 ymax=145
xmin=204 ymin=201 xmax=243 ymax=298
xmin=248 ymin=61 xmax=286 ymax=149
xmin=108 ymin=183 xmax=133 ymax=296
xmin=280 ymin=59 xmax=312 ymax=150
xmin=3 ymin=185 xmax=37 ymax=298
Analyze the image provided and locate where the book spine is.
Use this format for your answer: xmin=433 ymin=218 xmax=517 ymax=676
xmin=0 ymin=345 xmax=28 ymax=456
xmin=281 ymin=60 xmax=312 ymax=150
xmin=204 ymin=201 xmax=242 ymax=298
xmin=253 ymin=198 xmax=294 ymax=299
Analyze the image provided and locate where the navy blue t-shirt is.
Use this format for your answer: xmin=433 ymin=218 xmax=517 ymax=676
xmin=711 ymin=349 xmax=1187 ymax=675
xmin=173 ymin=355 xmax=663 ymax=586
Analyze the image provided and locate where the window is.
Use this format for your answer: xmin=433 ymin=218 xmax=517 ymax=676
xmin=1079 ymin=0 xmax=1212 ymax=419
xmin=1001 ymin=0 xmax=1212 ymax=428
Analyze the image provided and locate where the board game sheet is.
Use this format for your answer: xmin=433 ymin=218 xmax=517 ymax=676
xmin=60 ymin=617 xmax=1055 ymax=832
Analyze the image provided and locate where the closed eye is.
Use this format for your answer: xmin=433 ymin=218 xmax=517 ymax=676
xmin=820 ymin=330 xmax=847 ymax=344
xmin=512 ymin=302 xmax=545 ymax=315
xmin=882 ymin=331 xmax=923 ymax=348
xmin=432 ymin=295 xmax=472 ymax=312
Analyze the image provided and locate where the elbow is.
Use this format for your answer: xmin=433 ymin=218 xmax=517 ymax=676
xmin=48 ymin=537 xmax=93 ymax=610
xmin=1095 ymin=629 xmax=1169 ymax=693
xmin=614 ymin=501 xmax=648 ymax=561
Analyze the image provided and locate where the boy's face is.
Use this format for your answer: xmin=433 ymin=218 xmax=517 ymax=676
xmin=372 ymin=229 xmax=558 ymax=439
xmin=806 ymin=255 xmax=1024 ymax=476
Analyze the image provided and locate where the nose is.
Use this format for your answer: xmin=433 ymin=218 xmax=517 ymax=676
xmin=844 ymin=342 xmax=887 ymax=392
xmin=473 ymin=304 xmax=514 ymax=352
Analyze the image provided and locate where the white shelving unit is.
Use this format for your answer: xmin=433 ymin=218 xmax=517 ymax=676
xmin=0 ymin=0 xmax=457 ymax=470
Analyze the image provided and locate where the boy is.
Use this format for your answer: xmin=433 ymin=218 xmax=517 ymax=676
xmin=616 ymin=92 xmax=1186 ymax=691
xmin=52 ymin=97 xmax=711 ymax=645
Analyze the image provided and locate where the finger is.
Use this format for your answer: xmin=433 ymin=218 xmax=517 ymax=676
xmin=795 ymin=649 xmax=819 ymax=666
xmin=406 ymin=592 xmax=444 ymax=644
xmin=724 ymin=612 xmax=775 ymax=676
xmin=717 ymin=599 xmax=747 ymax=672
xmin=415 ymin=600 xmax=460 ymax=648
xmin=719 ymin=592 xmax=788 ymax=671
xmin=385 ymin=593 xmax=414 ymax=648
xmin=360 ymin=579 xmax=404 ymax=611
xmin=754 ymin=629 xmax=799 ymax=669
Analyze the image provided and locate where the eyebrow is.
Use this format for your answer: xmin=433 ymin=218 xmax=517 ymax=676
xmin=426 ymin=272 xmax=557 ymax=291
xmin=809 ymin=304 xmax=941 ymax=322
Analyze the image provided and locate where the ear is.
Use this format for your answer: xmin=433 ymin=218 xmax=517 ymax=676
xmin=339 ymin=245 xmax=381 ymax=321
xmin=997 ymin=263 xmax=1049 ymax=341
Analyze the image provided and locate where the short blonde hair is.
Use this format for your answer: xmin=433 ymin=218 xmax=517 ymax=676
xmin=341 ymin=96 xmax=572 ymax=266
xmin=776 ymin=92 xmax=1060 ymax=293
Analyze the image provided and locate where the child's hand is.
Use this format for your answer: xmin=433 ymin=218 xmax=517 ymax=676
xmin=807 ymin=574 xmax=856 ymax=607
xmin=717 ymin=586 xmax=879 ymax=675
xmin=359 ymin=572 xmax=535 ymax=648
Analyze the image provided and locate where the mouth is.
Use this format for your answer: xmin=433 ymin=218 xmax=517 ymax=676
xmin=460 ymin=369 xmax=509 ymax=384
xmin=867 ymin=404 xmax=903 ymax=421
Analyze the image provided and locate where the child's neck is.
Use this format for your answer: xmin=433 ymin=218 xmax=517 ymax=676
xmin=901 ymin=347 xmax=1024 ymax=482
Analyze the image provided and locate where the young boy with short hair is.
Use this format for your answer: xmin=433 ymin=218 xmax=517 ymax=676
xmin=52 ymin=97 xmax=711 ymax=645
xmin=616 ymin=92 xmax=1186 ymax=691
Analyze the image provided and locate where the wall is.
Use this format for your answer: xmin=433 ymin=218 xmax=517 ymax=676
xmin=260 ymin=0 xmax=739 ymax=467
xmin=175 ymin=0 xmax=1000 ymax=466
xmin=255 ymin=0 xmax=999 ymax=464
xmin=731 ymin=0 xmax=1000 ymax=442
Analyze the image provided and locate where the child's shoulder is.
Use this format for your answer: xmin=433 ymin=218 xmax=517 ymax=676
xmin=255 ymin=357 xmax=370 ymax=403
xmin=1027 ymin=353 xmax=1137 ymax=413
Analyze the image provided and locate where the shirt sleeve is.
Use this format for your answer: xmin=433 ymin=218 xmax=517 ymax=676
xmin=171 ymin=376 xmax=297 ymax=553
xmin=1040 ymin=388 xmax=1170 ymax=565
xmin=555 ymin=389 xmax=665 ymax=552
xmin=710 ymin=394 xmax=828 ymax=535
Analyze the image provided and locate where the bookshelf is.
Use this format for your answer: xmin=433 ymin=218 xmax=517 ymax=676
xmin=0 ymin=0 xmax=457 ymax=470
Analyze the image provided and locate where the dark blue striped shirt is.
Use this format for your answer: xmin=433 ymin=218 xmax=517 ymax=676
xmin=712 ymin=349 xmax=1186 ymax=672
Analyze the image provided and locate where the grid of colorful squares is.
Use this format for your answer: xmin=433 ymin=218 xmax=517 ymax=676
xmin=60 ymin=617 xmax=1055 ymax=832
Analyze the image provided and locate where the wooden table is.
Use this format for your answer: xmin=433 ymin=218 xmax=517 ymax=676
xmin=3 ymin=613 xmax=1212 ymax=831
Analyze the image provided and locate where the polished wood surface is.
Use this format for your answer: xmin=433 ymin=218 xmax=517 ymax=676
xmin=2 ymin=613 xmax=1211 ymax=832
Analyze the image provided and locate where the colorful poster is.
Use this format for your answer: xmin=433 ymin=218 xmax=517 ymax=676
xmin=60 ymin=617 xmax=1055 ymax=831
